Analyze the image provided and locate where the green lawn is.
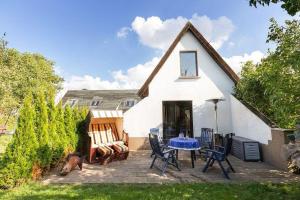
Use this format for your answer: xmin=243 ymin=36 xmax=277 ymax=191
xmin=0 ymin=134 xmax=12 ymax=158
xmin=0 ymin=182 xmax=299 ymax=200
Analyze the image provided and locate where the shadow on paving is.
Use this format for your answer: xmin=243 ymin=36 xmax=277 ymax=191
xmin=42 ymin=150 xmax=300 ymax=184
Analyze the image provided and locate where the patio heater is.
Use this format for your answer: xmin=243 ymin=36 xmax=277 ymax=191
xmin=206 ymin=98 xmax=225 ymax=145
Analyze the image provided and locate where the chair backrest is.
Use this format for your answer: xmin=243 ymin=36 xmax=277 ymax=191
xmin=149 ymin=133 xmax=163 ymax=157
xmin=150 ymin=128 xmax=166 ymax=144
xmin=223 ymin=133 xmax=234 ymax=156
xmin=198 ymin=128 xmax=213 ymax=148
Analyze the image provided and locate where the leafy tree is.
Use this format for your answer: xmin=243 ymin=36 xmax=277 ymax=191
xmin=0 ymin=94 xmax=38 ymax=187
xmin=249 ymin=0 xmax=300 ymax=16
xmin=0 ymin=38 xmax=63 ymax=129
xmin=235 ymin=18 xmax=300 ymax=128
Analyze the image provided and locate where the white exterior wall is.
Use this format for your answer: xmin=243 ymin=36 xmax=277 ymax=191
xmin=124 ymin=32 xmax=235 ymax=138
xmin=230 ymin=95 xmax=272 ymax=144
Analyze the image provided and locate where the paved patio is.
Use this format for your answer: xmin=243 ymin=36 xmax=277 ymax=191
xmin=43 ymin=150 xmax=300 ymax=184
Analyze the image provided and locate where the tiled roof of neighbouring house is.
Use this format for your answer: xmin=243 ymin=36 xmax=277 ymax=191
xmin=61 ymin=90 xmax=140 ymax=112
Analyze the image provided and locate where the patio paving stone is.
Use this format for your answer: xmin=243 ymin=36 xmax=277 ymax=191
xmin=42 ymin=150 xmax=300 ymax=184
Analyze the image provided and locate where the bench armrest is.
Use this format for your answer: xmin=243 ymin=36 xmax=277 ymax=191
xmin=122 ymin=131 xmax=129 ymax=146
xmin=88 ymin=132 xmax=93 ymax=137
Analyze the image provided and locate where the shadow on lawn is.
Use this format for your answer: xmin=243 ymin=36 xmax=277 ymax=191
xmin=1 ymin=183 xmax=300 ymax=200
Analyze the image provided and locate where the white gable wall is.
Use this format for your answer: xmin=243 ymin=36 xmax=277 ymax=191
xmin=230 ymin=95 xmax=272 ymax=144
xmin=124 ymin=31 xmax=235 ymax=138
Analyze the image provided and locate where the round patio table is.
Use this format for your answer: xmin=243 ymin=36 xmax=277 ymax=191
xmin=168 ymin=137 xmax=201 ymax=168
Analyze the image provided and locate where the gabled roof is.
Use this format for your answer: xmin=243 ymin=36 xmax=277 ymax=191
xmin=138 ymin=22 xmax=240 ymax=98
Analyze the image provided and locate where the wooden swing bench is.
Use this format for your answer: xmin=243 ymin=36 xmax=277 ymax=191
xmin=87 ymin=110 xmax=129 ymax=164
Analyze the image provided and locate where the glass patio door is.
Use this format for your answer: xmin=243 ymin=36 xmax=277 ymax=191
xmin=162 ymin=101 xmax=193 ymax=140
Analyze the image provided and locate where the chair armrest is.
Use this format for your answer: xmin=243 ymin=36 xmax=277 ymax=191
xmin=160 ymin=143 xmax=167 ymax=148
xmin=161 ymin=145 xmax=172 ymax=151
xmin=214 ymin=145 xmax=225 ymax=152
xmin=206 ymin=149 xmax=225 ymax=156
xmin=214 ymin=145 xmax=224 ymax=149
xmin=163 ymin=148 xmax=176 ymax=154
xmin=88 ymin=132 xmax=93 ymax=137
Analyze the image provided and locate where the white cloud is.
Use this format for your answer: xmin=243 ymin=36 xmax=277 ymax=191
xmin=131 ymin=14 xmax=235 ymax=50
xmin=64 ymin=75 xmax=121 ymax=90
xmin=224 ymin=50 xmax=265 ymax=75
xmin=228 ymin=41 xmax=235 ymax=48
xmin=117 ymin=27 xmax=131 ymax=38
xmin=111 ymin=56 xmax=160 ymax=88
xmin=63 ymin=56 xmax=160 ymax=90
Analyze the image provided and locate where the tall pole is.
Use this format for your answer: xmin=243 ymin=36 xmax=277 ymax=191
xmin=206 ymin=98 xmax=225 ymax=147
xmin=215 ymin=103 xmax=218 ymax=134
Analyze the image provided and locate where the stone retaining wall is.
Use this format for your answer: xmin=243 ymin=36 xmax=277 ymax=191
xmin=261 ymin=128 xmax=293 ymax=170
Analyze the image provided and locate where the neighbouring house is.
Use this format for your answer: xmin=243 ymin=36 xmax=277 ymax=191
xmin=61 ymin=90 xmax=140 ymax=112
xmin=61 ymin=22 xmax=290 ymax=169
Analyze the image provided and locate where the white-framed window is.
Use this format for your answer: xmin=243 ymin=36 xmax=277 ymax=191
xmin=65 ymin=99 xmax=78 ymax=108
xmin=179 ymin=51 xmax=198 ymax=77
xmin=90 ymin=96 xmax=103 ymax=107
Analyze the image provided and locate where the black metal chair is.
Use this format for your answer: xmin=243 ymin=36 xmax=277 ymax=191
xmin=202 ymin=133 xmax=235 ymax=179
xmin=150 ymin=132 xmax=167 ymax=158
xmin=149 ymin=133 xmax=180 ymax=175
xmin=195 ymin=128 xmax=213 ymax=160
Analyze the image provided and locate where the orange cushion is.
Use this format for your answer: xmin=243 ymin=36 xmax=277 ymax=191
xmin=98 ymin=145 xmax=114 ymax=156
xmin=112 ymin=144 xmax=129 ymax=153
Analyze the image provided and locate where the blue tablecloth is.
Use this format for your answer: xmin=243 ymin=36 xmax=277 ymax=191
xmin=168 ymin=137 xmax=200 ymax=150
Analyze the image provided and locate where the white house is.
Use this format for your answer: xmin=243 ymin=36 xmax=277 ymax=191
xmin=123 ymin=22 xmax=275 ymax=150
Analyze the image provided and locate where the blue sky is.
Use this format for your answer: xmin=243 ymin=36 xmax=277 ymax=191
xmin=0 ymin=0 xmax=296 ymax=89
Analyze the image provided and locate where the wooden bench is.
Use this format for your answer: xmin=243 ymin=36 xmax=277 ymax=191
xmin=88 ymin=123 xmax=129 ymax=164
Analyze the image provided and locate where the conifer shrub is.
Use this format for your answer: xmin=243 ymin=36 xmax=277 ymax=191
xmin=64 ymin=105 xmax=76 ymax=151
xmin=47 ymin=92 xmax=59 ymax=166
xmin=73 ymin=107 xmax=89 ymax=153
xmin=0 ymin=91 xmax=89 ymax=189
xmin=54 ymin=102 xmax=67 ymax=159
xmin=0 ymin=94 xmax=38 ymax=188
xmin=34 ymin=91 xmax=52 ymax=171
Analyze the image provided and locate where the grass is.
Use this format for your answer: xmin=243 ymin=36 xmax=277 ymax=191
xmin=0 ymin=134 xmax=12 ymax=158
xmin=0 ymin=182 xmax=299 ymax=200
